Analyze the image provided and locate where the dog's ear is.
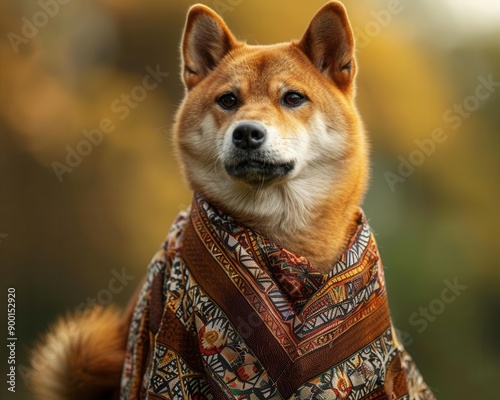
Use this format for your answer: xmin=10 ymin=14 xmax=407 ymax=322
xmin=296 ymin=1 xmax=356 ymax=94
xmin=181 ymin=4 xmax=238 ymax=89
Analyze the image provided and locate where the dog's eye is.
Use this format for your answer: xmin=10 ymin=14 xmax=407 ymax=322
xmin=217 ymin=93 xmax=238 ymax=110
xmin=282 ymin=92 xmax=306 ymax=108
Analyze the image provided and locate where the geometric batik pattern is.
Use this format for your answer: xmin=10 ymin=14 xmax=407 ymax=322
xmin=148 ymin=345 xmax=211 ymax=399
xmin=290 ymin=328 xmax=400 ymax=399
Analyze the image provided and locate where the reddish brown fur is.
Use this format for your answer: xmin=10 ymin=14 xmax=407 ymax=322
xmin=30 ymin=308 xmax=128 ymax=400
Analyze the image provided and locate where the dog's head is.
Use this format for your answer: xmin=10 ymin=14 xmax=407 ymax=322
xmin=174 ymin=1 xmax=368 ymax=235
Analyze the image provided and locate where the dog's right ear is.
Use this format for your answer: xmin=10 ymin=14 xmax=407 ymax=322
xmin=181 ymin=5 xmax=239 ymax=89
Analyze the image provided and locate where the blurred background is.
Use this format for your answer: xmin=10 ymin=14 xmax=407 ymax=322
xmin=1 ymin=0 xmax=499 ymax=398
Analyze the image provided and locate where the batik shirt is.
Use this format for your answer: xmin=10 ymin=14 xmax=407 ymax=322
xmin=120 ymin=195 xmax=435 ymax=400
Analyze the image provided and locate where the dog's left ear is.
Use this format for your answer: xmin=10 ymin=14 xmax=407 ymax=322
xmin=296 ymin=1 xmax=356 ymax=94
xmin=181 ymin=4 xmax=239 ymax=89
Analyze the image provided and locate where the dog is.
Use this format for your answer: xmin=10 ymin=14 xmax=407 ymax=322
xmin=31 ymin=2 xmax=435 ymax=399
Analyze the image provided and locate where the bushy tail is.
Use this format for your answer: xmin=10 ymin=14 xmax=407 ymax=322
xmin=30 ymin=307 xmax=127 ymax=400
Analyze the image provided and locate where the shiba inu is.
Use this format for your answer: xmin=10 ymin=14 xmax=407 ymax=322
xmin=31 ymin=2 xmax=435 ymax=399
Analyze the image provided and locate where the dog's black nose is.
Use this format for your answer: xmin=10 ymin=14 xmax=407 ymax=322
xmin=232 ymin=122 xmax=266 ymax=150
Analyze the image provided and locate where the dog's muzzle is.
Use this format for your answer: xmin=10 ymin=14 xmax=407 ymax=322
xmin=224 ymin=122 xmax=295 ymax=186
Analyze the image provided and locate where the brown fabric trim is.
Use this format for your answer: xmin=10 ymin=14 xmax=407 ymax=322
xmin=209 ymin=379 xmax=234 ymax=400
xmin=127 ymin=301 xmax=151 ymax=400
xmin=183 ymin=217 xmax=296 ymax=396
xmin=155 ymin=306 xmax=205 ymax=373
xmin=149 ymin=272 xmax=165 ymax=335
xmin=360 ymin=386 xmax=391 ymax=399
xmin=147 ymin=393 xmax=168 ymax=400
xmin=279 ymin=298 xmax=391 ymax=397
